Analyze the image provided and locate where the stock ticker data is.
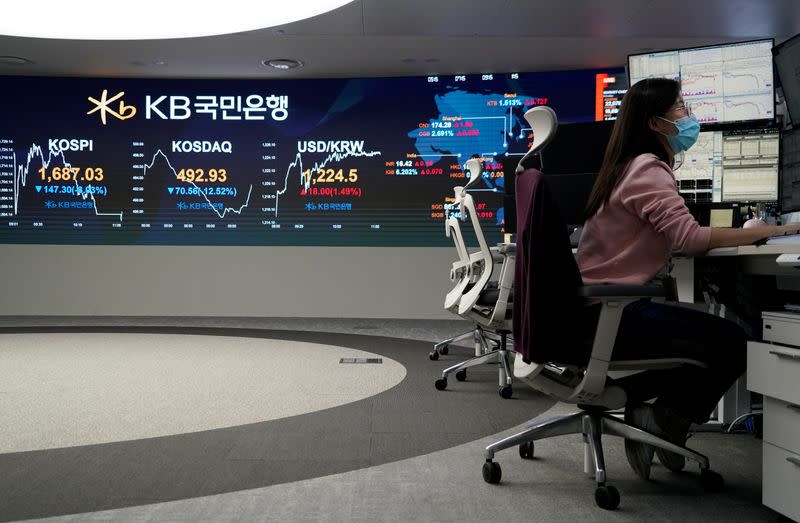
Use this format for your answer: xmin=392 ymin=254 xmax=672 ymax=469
xmin=0 ymin=71 xmax=624 ymax=246
xmin=628 ymin=39 xmax=775 ymax=125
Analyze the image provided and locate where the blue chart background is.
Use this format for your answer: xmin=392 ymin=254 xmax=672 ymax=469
xmin=0 ymin=69 xmax=623 ymax=246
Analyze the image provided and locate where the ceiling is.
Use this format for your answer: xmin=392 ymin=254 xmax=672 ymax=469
xmin=0 ymin=0 xmax=798 ymax=79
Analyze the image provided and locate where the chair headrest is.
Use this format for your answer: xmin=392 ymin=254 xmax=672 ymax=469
xmin=515 ymin=106 xmax=558 ymax=174
xmin=463 ymin=157 xmax=483 ymax=191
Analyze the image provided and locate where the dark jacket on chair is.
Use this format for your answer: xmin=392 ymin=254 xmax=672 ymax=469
xmin=513 ymin=168 xmax=588 ymax=365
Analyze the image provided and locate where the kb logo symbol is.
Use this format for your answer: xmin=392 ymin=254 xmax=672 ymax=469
xmin=87 ymin=89 xmax=137 ymax=125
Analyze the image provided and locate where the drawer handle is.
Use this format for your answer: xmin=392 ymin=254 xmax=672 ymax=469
xmin=768 ymin=350 xmax=800 ymax=361
xmin=788 ymin=456 xmax=800 ymax=467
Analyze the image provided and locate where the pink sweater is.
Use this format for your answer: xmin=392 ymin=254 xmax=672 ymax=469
xmin=577 ymin=153 xmax=711 ymax=285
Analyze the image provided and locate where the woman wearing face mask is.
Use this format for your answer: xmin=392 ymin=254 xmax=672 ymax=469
xmin=576 ymin=77 xmax=799 ymax=481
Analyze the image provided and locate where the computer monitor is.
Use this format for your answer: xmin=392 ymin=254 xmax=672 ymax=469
xmin=502 ymin=168 xmax=595 ymax=232
xmin=507 ymin=121 xmax=612 ymax=228
xmin=628 ymin=39 xmax=775 ymax=125
xmin=780 ymin=127 xmax=800 ymax=213
xmin=675 ymin=127 xmax=780 ymax=204
xmin=773 ymin=33 xmax=800 ymax=126
xmin=546 ymin=173 xmax=597 ymax=227
xmin=538 ymin=121 xmax=614 ymax=175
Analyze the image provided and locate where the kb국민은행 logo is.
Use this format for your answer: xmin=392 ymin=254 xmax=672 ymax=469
xmin=86 ymin=89 xmax=137 ymax=124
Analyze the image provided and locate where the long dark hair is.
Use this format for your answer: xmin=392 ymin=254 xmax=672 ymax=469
xmin=584 ymin=78 xmax=680 ymax=219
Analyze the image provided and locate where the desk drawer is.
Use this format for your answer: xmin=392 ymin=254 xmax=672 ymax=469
xmin=762 ymin=442 xmax=800 ymax=521
xmin=763 ymin=312 xmax=800 ymax=347
xmin=764 ymin=397 xmax=800 ymax=455
xmin=747 ymin=342 xmax=800 ymax=404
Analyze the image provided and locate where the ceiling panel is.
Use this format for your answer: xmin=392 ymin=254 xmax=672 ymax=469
xmin=360 ymin=0 xmax=797 ymax=38
xmin=0 ymin=35 xmax=765 ymax=79
xmin=273 ymin=1 xmax=365 ymax=36
xmin=625 ymin=0 xmax=800 ymax=38
xmin=0 ymin=0 xmax=796 ymax=79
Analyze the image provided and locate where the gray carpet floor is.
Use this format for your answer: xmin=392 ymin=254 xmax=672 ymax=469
xmin=0 ymin=322 xmax=550 ymax=521
xmin=0 ymin=317 xmax=784 ymax=522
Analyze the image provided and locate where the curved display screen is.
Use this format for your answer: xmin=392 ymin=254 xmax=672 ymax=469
xmin=0 ymin=70 xmax=624 ymax=246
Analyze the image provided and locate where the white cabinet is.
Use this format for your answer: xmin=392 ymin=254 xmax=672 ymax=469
xmin=763 ymin=398 xmax=800 ymax=456
xmin=748 ymin=340 xmax=800 ymax=521
xmin=747 ymin=342 xmax=800 ymax=405
xmin=762 ymin=443 xmax=800 ymax=520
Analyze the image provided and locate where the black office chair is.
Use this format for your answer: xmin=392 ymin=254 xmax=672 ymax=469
xmin=480 ymin=106 xmax=723 ymax=510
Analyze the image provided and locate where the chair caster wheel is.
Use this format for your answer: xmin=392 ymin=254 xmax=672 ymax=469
xmin=700 ymin=469 xmax=724 ymax=492
xmin=482 ymin=460 xmax=502 ymax=484
xmin=499 ymin=385 xmax=513 ymax=399
xmin=434 ymin=378 xmax=447 ymax=391
xmin=519 ymin=441 xmax=534 ymax=459
xmin=440 ymin=345 xmax=449 ymax=355
xmin=594 ymin=485 xmax=620 ymax=510
xmin=429 ymin=351 xmax=439 ymax=361
xmin=455 ymin=369 xmax=467 ymax=381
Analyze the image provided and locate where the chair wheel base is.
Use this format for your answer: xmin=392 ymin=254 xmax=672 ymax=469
xmin=439 ymin=345 xmax=449 ymax=355
xmin=482 ymin=460 xmax=502 ymax=484
xmin=499 ymin=385 xmax=513 ymax=399
xmin=434 ymin=378 xmax=447 ymax=391
xmin=700 ymin=468 xmax=724 ymax=492
xmin=594 ymin=485 xmax=620 ymax=510
xmin=519 ymin=441 xmax=534 ymax=459
xmin=455 ymin=369 xmax=467 ymax=381
xmin=429 ymin=351 xmax=439 ymax=361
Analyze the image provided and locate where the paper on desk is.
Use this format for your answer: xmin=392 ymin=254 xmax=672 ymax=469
xmin=767 ymin=234 xmax=800 ymax=245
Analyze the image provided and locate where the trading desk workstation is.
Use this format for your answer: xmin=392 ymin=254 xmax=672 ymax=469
xmin=672 ymin=242 xmax=800 ymax=520
xmin=4 ymin=9 xmax=800 ymax=520
xmin=484 ymin=35 xmax=800 ymax=517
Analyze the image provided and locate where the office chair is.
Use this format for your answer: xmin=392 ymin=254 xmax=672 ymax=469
xmin=433 ymin=158 xmax=516 ymax=398
xmin=429 ymin=189 xmax=504 ymax=361
xmin=480 ymin=106 xmax=723 ymax=510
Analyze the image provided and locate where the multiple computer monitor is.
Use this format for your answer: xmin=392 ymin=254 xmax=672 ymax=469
xmin=514 ymin=36 xmax=799 ymax=229
xmin=627 ymin=38 xmax=787 ymax=219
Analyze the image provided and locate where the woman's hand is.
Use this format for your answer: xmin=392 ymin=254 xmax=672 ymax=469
xmin=709 ymin=224 xmax=800 ymax=249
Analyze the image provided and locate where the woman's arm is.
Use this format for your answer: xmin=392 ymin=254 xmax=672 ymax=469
xmin=708 ymin=225 xmax=800 ymax=249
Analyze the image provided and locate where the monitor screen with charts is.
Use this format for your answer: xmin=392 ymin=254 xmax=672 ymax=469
xmin=628 ymin=39 xmax=775 ymax=125
xmin=675 ymin=127 xmax=780 ymax=203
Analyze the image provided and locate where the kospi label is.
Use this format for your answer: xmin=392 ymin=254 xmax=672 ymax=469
xmin=49 ymin=138 xmax=93 ymax=152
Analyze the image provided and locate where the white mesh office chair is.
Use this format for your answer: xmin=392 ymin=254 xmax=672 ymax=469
xmin=433 ymin=158 xmax=516 ymax=398
xmin=480 ymin=106 xmax=723 ymax=510
xmin=429 ymin=185 xmax=504 ymax=361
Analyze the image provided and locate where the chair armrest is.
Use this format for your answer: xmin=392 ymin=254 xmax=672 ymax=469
xmin=568 ymin=284 xmax=663 ymax=404
xmin=578 ymin=284 xmax=667 ymax=298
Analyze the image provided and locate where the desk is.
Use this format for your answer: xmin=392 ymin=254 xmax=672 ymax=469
xmin=675 ymin=244 xmax=800 ymax=521
xmin=674 ymin=245 xmax=800 ymax=424
xmin=674 ymin=244 xmax=800 ymax=304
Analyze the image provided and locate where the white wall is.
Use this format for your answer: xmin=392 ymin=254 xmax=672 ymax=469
xmin=0 ymin=245 xmax=456 ymax=318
